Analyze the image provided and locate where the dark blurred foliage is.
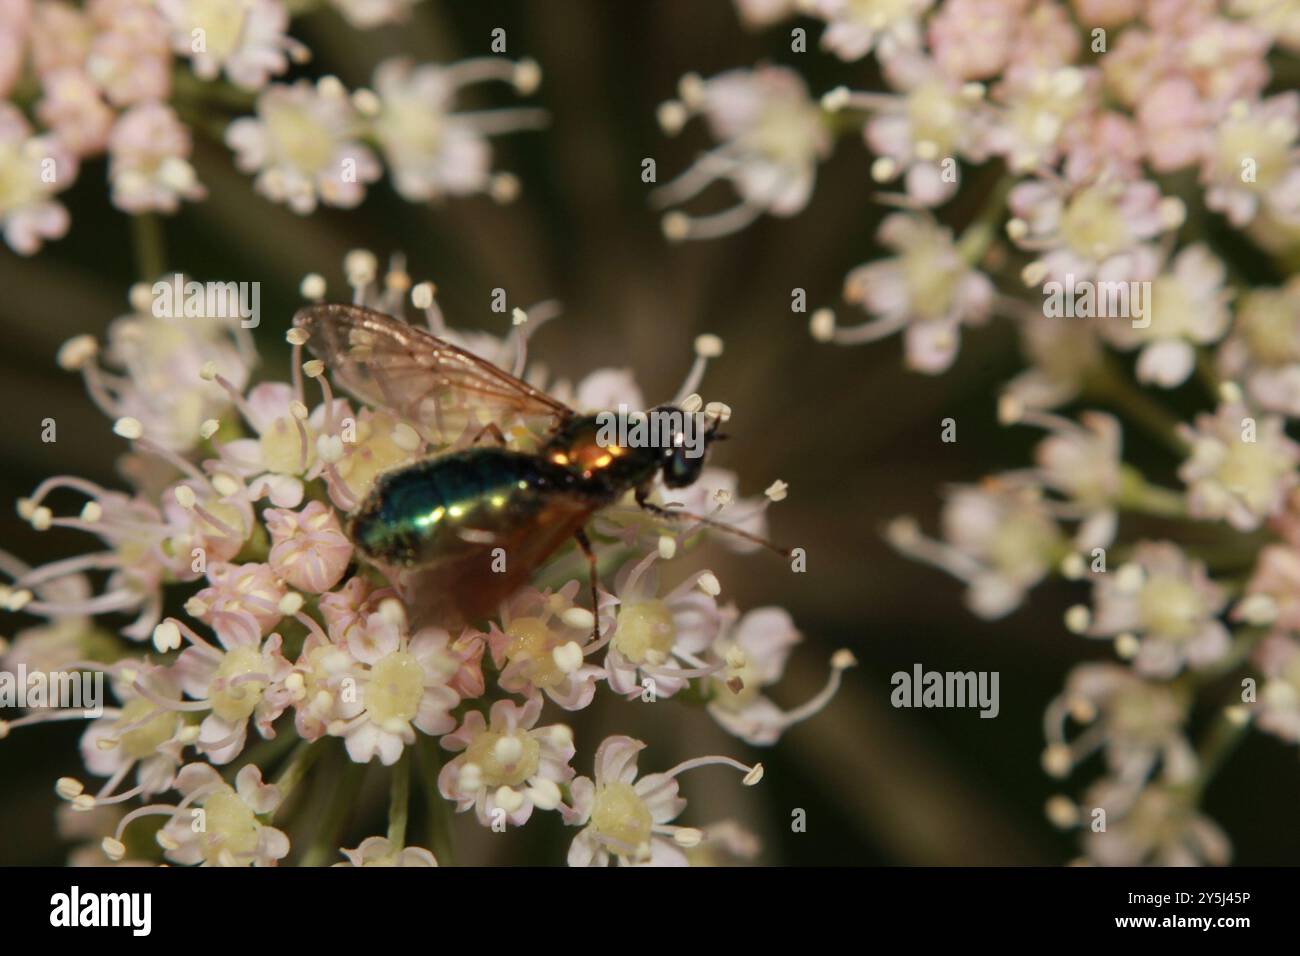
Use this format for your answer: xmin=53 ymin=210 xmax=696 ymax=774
xmin=2 ymin=0 xmax=1298 ymax=866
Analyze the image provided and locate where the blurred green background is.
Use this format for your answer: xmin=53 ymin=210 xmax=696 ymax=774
xmin=3 ymin=0 xmax=1299 ymax=866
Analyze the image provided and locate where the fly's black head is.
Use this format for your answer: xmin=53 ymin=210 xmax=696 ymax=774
xmin=653 ymin=404 xmax=719 ymax=488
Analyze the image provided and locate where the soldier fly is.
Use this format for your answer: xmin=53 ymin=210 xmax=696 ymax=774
xmin=293 ymin=303 xmax=784 ymax=634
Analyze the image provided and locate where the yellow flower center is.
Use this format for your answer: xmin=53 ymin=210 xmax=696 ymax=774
xmin=336 ymin=414 xmax=413 ymax=499
xmin=210 ymin=645 xmax=268 ymax=723
xmin=902 ymin=239 xmax=962 ymax=320
xmin=907 ymin=81 xmax=962 ymax=157
xmin=116 ymin=697 xmax=180 ymax=760
xmin=0 ymin=143 xmax=41 ymax=212
xmin=989 ymin=506 xmax=1060 ymax=579
xmin=1138 ymin=575 xmax=1204 ymax=639
xmin=749 ymin=101 xmax=824 ymax=168
xmin=590 ymin=781 xmax=653 ymax=852
xmin=376 ymin=94 xmax=445 ymax=157
xmin=1216 ymin=115 xmax=1294 ymax=190
xmin=505 ymin=616 xmax=563 ymax=688
xmin=1239 ymin=289 xmax=1300 ymax=364
xmin=1059 ymin=186 xmax=1132 ymax=261
xmin=1140 ymin=274 xmax=1196 ymax=340
xmin=186 ymin=0 xmax=249 ymax=60
xmin=1216 ymin=437 xmax=1291 ymax=513
xmin=266 ymin=100 xmax=335 ymax=174
xmin=201 ymin=789 xmax=259 ymax=863
xmin=1112 ymin=685 xmax=1181 ymax=743
xmin=365 ymin=651 xmax=425 ymax=726
xmin=260 ymin=414 xmax=316 ymax=474
xmin=463 ymin=730 xmax=541 ymax=788
xmin=613 ymin=600 xmax=676 ymax=665
xmin=847 ymin=0 xmax=916 ymax=29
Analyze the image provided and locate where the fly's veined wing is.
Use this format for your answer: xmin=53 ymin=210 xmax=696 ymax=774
xmin=293 ymin=304 xmax=572 ymax=445
xmin=393 ymin=493 xmax=597 ymax=628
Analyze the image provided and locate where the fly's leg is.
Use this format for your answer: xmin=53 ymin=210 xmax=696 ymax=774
xmin=635 ymin=488 xmax=790 ymax=557
xmin=573 ymin=527 xmax=602 ymax=646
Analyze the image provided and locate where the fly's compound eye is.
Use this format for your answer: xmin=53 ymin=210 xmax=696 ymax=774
xmin=662 ymin=444 xmax=705 ymax=488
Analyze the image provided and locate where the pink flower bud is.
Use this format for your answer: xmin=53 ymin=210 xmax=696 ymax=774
xmin=195 ymin=562 xmax=286 ymax=639
xmin=266 ymin=501 xmax=353 ymax=593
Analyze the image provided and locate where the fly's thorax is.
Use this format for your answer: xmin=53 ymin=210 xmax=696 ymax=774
xmin=543 ymin=415 xmax=662 ymax=495
xmin=554 ymin=406 xmax=717 ymax=491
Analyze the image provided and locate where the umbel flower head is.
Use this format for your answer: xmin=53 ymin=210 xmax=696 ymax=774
xmin=708 ymin=0 xmax=1300 ymax=865
xmin=0 ymin=2 xmax=544 ymax=254
xmin=1 ymin=251 xmax=850 ymax=866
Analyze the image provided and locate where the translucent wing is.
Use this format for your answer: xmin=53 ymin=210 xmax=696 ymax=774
xmin=293 ymin=303 xmax=572 ymax=445
xmin=393 ymin=494 xmax=597 ymax=629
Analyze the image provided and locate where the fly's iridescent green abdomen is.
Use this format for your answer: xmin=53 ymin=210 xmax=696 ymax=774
xmin=345 ymin=432 xmax=670 ymax=624
xmin=349 ymin=448 xmax=580 ymax=568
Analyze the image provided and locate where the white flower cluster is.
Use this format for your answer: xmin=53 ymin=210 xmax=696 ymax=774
xmin=0 ymin=0 xmax=541 ymax=252
xmin=691 ymin=0 xmax=1300 ymax=865
xmin=1 ymin=251 xmax=851 ymax=867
